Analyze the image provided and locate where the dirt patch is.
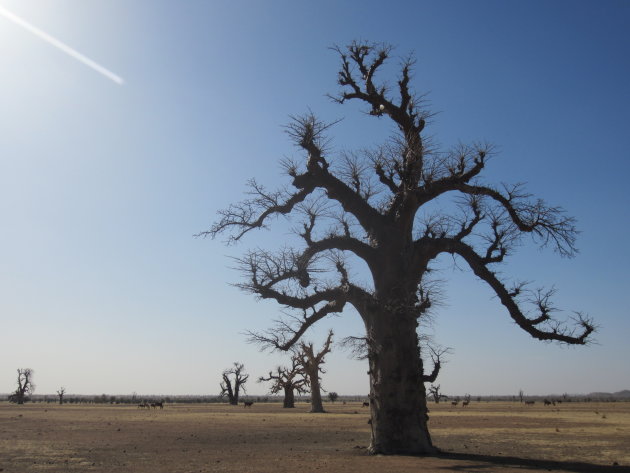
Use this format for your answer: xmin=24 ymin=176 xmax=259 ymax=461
xmin=0 ymin=402 xmax=628 ymax=472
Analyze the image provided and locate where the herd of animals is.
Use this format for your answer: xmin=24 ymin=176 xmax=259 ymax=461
xmin=136 ymin=399 xmax=563 ymax=409
xmin=137 ymin=401 xmax=163 ymax=409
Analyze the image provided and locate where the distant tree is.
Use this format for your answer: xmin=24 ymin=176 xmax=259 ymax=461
xmin=220 ymin=362 xmax=249 ymax=405
xmin=295 ymin=330 xmax=333 ymax=413
xmin=428 ymin=385 xmax=447 ymax=404
xmin=328 ymin=391 xmax=339 ymax=403
xmin=57 ymin=387 xmax=66 ymax=405
xmin=12 ymin=368 xmax=35 ymax=404
xmin=258 ymin=354 xmax=307 ymax=408
xmin=518 ymin=389 xmax=525 ymax=403
xmin=205 ymin=40 xmax=596 ymax=455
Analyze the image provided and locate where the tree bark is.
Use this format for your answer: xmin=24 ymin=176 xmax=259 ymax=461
xmin=283 ymin=386 xmax=295 ymax=408
xmin=366 ymin=308 xmax=436 ymax=455
xmin=307 ymin=368 xmax=325 ymax=413
xmin=232 ymin=384 xmax=239 ymax=406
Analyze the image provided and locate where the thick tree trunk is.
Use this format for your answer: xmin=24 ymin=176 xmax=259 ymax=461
xmin=366 ymin=310 xmax=435 ymax=455
xmin=307 ymin=369 xmax=325 ymax=413
xmin=283 ymin=386 xmax=295 ymax=408
xmin=231 ymin=384 xmax=239 ymax=406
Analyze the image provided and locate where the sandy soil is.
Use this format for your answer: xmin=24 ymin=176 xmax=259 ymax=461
xmin=1 ymin=401 xmax=628 ymax=473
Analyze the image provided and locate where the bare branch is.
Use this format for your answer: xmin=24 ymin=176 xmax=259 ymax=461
xmin=198 ymin=180 xmax=315 ymax=243
xmin=258 ymin=354 xmax=308 ymax=396
xmin=339 ymin=335 xmax=369 ymax=360
xmin=454 ymin=182 xmax=578 ymax=257
xmin=441 ymin=239 xmax=594 ymax=344
xmin=299 ymin=329 xmax=334 ymax=365
xmin=245 ymin=301 xmax=342 ymax=351
xmin=422 ymin=345 xmax=451 ymax=383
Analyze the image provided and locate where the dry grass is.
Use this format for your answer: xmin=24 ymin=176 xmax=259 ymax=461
xmin=0 ymin=401 xmax=628 ymax=472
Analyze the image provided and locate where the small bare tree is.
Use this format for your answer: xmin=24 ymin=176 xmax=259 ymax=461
xmin=220 ymin=362 xmax=249 ymax=405
xmin=57 ymin=387 xmax=66 ymax=405
xmin=428 ymin=385 xmax=447 ymax=404
xmin=258 ymin=354 xmax=307 ymax=408
xmin=518 ymin=389 xmax=525 ymax=403
xmin=13 ymin=368 xmax=35 ymax=404
xmin=296 ymin=330 xmax=333 ymax=413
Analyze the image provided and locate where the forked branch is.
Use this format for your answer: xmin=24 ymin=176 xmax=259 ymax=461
xmin=447 ymin=240 xmax=594 ymax=344
xmin=454 ymin=183 xmax=578 ymax=257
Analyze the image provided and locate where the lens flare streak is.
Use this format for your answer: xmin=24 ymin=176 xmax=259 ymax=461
xmin=0 ymin=5 xmax=124 ymax=85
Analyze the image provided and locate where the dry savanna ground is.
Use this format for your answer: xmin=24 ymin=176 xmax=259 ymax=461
xmin=1 ymin=401 xmax=629 ymax=473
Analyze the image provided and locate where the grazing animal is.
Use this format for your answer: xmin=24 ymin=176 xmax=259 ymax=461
xmin=243 ymin=401 xmax=254 ymax=408
xmin=524 ymin=400 xmax=535 ymax=405
xmin=451 ymin=400 xmax=459 ymax=406
xmin=544 ymin=399 xmax=553 ymax=406
xmin=153 ymin=401 xmax=164 ymax=409
xmin=362 ymin=402 xmax=369 ymax=407
xmin=462 ymin=400 xmax=470 ymax=407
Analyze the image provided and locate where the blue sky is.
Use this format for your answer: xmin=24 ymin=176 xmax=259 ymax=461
xmin=0 ymin=0 xmax=628 ymax=397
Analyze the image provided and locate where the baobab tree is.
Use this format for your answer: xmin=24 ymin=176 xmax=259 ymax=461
xmin=428 ymin=385 xmax=447 ymax=404
xmin=57 ymin=387 xmax=66 ymax=405
xmin=294 ymin=330 xmax=333 ymax=413
xmin=13 ymin=368 xmax=35 ymax=404
xmin=258 ymin=354 xmax=307 ymax=408
xmin=204 ymin=41 xmax=595 ymax=454
xmin=219 ymin=362 xmax=249 ymax=405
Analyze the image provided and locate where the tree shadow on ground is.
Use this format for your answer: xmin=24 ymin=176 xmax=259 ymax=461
xmin=434 ymin=451 xmax=630 ymax=472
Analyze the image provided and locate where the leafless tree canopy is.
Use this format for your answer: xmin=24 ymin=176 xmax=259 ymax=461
xmin=258 ymin=353 xmax=308 ymax=408
xmin=203 ymin=40 xmax=595 ymax=454
xmin=205 ymin=41 xmax=593 ymax=349
xmin=57 ymin=386 xmax=66 ymax=405
xmin=219 ymin=362 xmax=249 ymax=406
xmin=259 ymin=355 xmax=307 ymax=394
xmin=428 ymin=384 xmax=448 ymax=404
xmin=13 ymin=368 xmax=35 ymax=404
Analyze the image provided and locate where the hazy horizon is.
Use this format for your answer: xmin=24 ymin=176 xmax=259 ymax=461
xmin=3 ymin=388 xmax=629 ymax=398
